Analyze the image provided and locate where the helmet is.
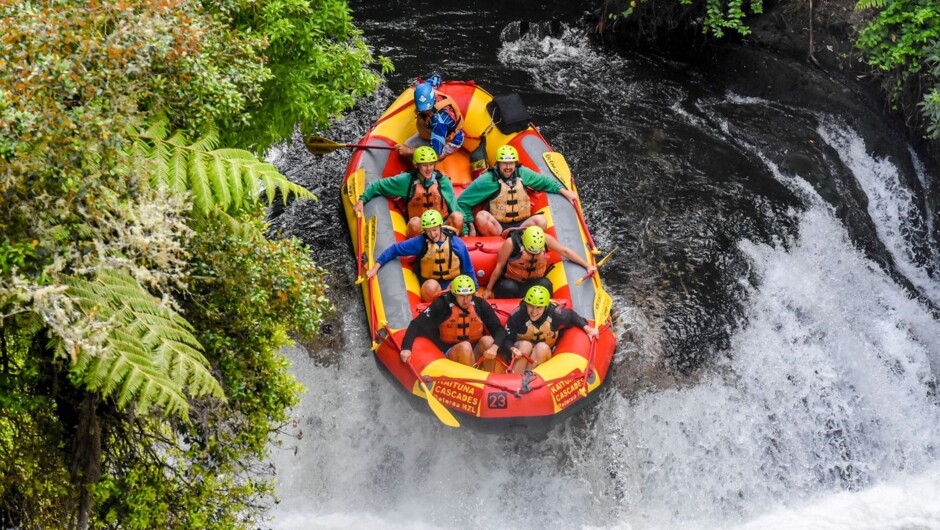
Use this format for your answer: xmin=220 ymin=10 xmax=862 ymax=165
xmin=450 ymin=275 xmax=477 ymax=295
xmin=524 ymin=285 xmax=551 ymax=307
xmin=414 ymin=82 xmax=435 ymax=112
xmin=522 ymin=226 xmax=546 ymax=254
xmin=496 ymin=145 xmax=519 ymax=163
xmin=420 ymin=209 xmax=443 ymax=229
xmin=413 ymin=145 xmax=438 ymax=164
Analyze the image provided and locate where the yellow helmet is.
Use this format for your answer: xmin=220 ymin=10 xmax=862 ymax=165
xmin=524 ymin=285 xmax=551 ymax=307
xmin=522 ymin=226 xmax=546 ymax=254
xmin=413 ymin=145 xmax=438 ymax=164
xmin=496 ymin=145 xmax=519 ymax=162
xmin=420 ymin=209 xmax=443 ymax=230
xmin=450 ymin=274 xmax=477 ymax=295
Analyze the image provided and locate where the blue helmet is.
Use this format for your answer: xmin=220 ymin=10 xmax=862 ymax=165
xmin=414 ymin=82 xmax=435 ymax=112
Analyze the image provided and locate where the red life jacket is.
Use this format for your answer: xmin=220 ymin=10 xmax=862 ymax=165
xmin=504 ymin=230 xmax=547 ymax=281
xmin=439 ymin=299 xmax=485 ymax=345
xmin=406 ymin=172 xmax=449 ymax=220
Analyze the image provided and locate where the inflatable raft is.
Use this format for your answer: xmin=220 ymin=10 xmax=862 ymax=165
xmin=336 ymin=80 xmax=616 ymax=429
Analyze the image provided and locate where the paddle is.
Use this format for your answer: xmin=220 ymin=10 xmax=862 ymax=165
xmin=304 ymin=135 xmax=397 ymax=156
xmin=381 ymin=324 xmax=460 ymax=428
xmin=575 ymin=245 xmax=620 ymax=286
xmin=580 ymin=323 xmax=610 ymax=397
xmin=404 ymin=360 xmax=461 ymax=428
xmin=358 ymin=216 xmax=380 ymax=347
xmin=542 ymin=152 xmax=599 ymax=254
xmin=345 ymin=170 xmax=366 ymax=280
xmin=593 ymin=287 xmax=612 ymax=328
xmin=356 ymin=215 xmax=377 ymax=286
xmin=543 ymin=151 xmax=574 ymax=190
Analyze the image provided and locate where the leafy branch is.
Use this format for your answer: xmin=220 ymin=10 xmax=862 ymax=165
xmin=66 ymin=269 xmax=225 ymax=420
xmin=125 ymin=117 xmax=315 ymax=218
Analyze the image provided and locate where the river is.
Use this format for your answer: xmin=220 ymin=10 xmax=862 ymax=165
xmin=264 ymin=2 xmax=940 ymax=529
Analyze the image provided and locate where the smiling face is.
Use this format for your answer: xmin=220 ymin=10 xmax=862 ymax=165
xmin=497 ymin=161 xmax=516 ymax=178
xmin=526 ymin=303 xmax=546 ymax=321
xmin=416 ymin=162 xmax=435 ymax=179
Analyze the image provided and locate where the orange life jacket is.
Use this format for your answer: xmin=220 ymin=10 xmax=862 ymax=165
xmin=439 ymin=300 xmax=485 ymax=345
xmin=416 ymin=94 xmax=464 ymax=142
xmin=515 ymin=305 xmax=559 ymax=347
xmin=418 ymin=229 xmax=462 ymax=282
xmin=504 ymin=230 xmax=547 ymax=281
xmin=406 ymin=172 xmax=449 ymax=220
xmin=488 ymin=175 xmax=531 ymax=224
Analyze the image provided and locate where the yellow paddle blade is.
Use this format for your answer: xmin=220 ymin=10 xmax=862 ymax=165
xmin=594 ymin=287 xmax=613 ymax=326
xmin=364 ymin=216 xmax=377 ymax=268
xmin=345 ymin=169 xmax=365 ymax=207
xmin=543 ymin=152 xmax=574 ymax=190
xmin=596 ymin=246 xmax=619 ymax=267
xmin=304 ymin=135 xmax=348 ymax=155
xmin=418 ymin=380 xmax=461 ymax=428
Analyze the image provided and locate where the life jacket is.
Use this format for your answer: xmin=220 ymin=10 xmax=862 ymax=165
xmin=417 ymin=228 xmax=462 ymax=282
xmin=487 ymin=172 xmax=531 ymax=224
xmin=515 ymin=304 xmax=559 ymax=347
xmin=406 ymin=171 xmax=449 ymax=220
xmin=416 ymin=94 xmax=464 ymax=143
xmin=504 ymin=230 xmax=547 ymax=282
xmin=439 ymin=299 xmax=485 ymax=345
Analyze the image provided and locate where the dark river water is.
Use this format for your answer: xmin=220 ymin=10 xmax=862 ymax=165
xmin=265 ymin=2 xmax=940 ymax=528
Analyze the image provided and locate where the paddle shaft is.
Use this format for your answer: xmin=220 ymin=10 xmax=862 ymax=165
xmin=582 ymin=324 xmax=609 ymax=390
xmin=304 ymin=134 xmax=398 ymax=155
xmin=340 ymin=143 xmax=396 ymax=151
xmin=386 ymin=325 xmax=460 ymax=428
xmin=574 ymin=246 xmax=619 ymax=286
xmin=355 ymin=214 xmax=363 ymax=279
xmin=573 ymin=199 xmax=597 ymax=252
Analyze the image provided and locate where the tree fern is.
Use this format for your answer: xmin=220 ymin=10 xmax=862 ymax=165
xmin=65 ymin=269 xmax=225 ymax=419
xmin=124 ymin=117 xmax=315 ymax=218
xmin=855 ymin=0 xmax=888 ymax=9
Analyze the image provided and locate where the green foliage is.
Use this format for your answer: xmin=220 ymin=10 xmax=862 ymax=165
xmin=1 ymin=0 xmax=371 ymax=526
xmin=66 ymin=269 xmax=225 ymax=419
xmin=856 ymin=0 xmax=890 ymax=9
xmin=856 ymin=0 xmax=940 ymax=139
xmin=608 ymin=0 xmax=764 ymax=38
xmin=126 ymin=117 xmax=316 ymax=217
xmin=208 ymin=0 xmax=394 ymax=149
xmin=87 ymin=216 xmax=326 ymax=529
xmin=918 ymin=41 xmax=940 ymax=138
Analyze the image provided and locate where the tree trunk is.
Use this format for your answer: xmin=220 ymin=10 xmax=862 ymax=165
xmin=69 ymin=393 xmax=102 ymax=530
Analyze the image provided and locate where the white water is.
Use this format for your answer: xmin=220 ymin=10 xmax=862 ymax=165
xmin=268 ymin=26 xmax=940 ymax=530
xmin=269 ymin=137 xmax=940 ymax=529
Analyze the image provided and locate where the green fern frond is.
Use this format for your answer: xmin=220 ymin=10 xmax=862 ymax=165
xmin=125 ymin=117 xmax=316 ymax=218
xmin=189 ymin=152 xmax=213 ymax=215
xmin=855 ymin=0 xmax=887 ymax=9
xmin=64 ymin=269 xmax=225 ymax=419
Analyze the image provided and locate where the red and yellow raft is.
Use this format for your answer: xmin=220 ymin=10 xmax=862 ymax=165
xmin=339 ymin=80 xmax=616 ymax=429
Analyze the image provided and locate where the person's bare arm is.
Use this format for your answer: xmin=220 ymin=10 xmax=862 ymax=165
xmin=482 ymin=239 xmax=514 ymax=298
xmin=547 ymin=235 xmax=596 ymax=273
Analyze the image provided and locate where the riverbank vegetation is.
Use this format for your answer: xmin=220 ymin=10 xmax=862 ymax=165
xmin=599 ymin=0 xmax=940 ymax=146
xmin=0 ymin=0 xmax=389 ymax=527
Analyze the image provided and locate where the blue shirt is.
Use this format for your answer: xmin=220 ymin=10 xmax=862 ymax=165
xmin=429 ymin=112 xmax=465 ymax=156
xmin=424 ymin=75 xmax=465 ymax=155
xmin=375 ymin=232 xmax=477 ymax=286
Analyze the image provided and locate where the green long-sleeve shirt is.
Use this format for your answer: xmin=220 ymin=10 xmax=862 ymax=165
xmin=456 ymin=166 xmax=564 ymax=235
xmin=359 ymin=170 xmax=460 ymax=215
